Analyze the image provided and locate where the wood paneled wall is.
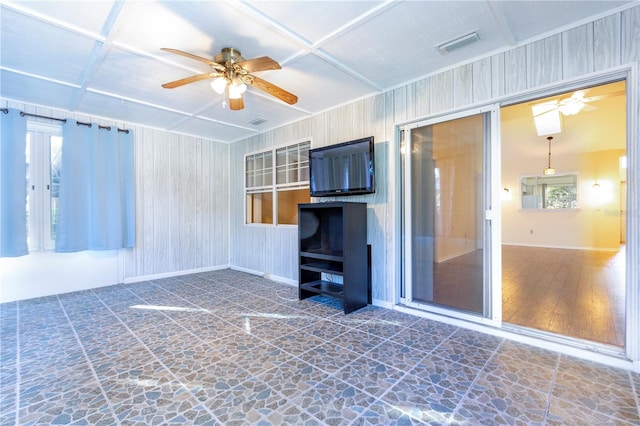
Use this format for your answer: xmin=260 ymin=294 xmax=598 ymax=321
xmin=124 ymin=127 xmax=229 ymax=278
xmin=229 ymin=5 xmax=640 ymax=305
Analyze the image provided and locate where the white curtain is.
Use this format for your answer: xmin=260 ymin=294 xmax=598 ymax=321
xmin=55 ymin=121 xmax=135 ymax=252
xmin=0 ymin=109 xmax=28 ymax=257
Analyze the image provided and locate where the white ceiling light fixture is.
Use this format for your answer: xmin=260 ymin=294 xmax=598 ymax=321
xmin=543 ymin=136 xmax=556 ymax=176
xmin=228 ymin=80 xmax=247 ymax=99
xmin=558 ymin=93 xmax=586 ymax=115
xmin=210 ymin=77 xmax=228 ymax=94
xmin=436 ymin=30 xmax=480 ymax=55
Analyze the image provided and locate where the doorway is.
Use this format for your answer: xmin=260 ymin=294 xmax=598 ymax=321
xmin=401 ymin=109 xmax=495 ymax=319
xmin=500 ymin=80 xmax=627 ymax=347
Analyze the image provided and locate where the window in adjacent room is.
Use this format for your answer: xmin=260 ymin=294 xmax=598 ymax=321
xmin=520 ymin=174 xmax=578 ymax=209
xmin=245 ymin=140 xmax=310 ymax=225
xmin=26 ymin=122 xmax=62 ymax=251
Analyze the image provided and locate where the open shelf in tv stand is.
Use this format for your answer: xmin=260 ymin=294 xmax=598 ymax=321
xmin=298 ymin=202 xmax=369 ymax=314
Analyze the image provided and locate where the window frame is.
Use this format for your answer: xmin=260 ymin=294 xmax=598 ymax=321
xmin=244 ymin=139 xmax=311 ymax=227
xmin=26 ymin=121 xmax=63 ymax=251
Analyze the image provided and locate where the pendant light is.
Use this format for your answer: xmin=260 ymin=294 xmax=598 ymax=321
xmin=543 ymin=136 xmax=556 ymax=176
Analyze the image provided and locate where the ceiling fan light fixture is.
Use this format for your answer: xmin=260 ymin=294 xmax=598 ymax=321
xmin=558 ymin=98 xmax=584 ymax=116
xmin=228 ymin=82 xmax=247 ymax=99
xmin=543 ymin=136 xmax=556 ymax=175
xmin=211 ymin=77 xmax=227 ymax=94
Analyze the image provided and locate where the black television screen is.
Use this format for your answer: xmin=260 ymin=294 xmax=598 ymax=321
xmin=309 ymin=136 xmax=375 ymax=197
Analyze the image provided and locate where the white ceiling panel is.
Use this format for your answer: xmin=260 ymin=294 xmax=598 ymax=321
xmin=0 ymin=70 xmax=79 ymax=110
xmin=112 ymin=0 xmax=302 ymax=62
xmin=169 ymin=117 xmax=258 ymax=143
xmin=90 ymin=46 xmax=217 ymax=114
xmin=244 ymin=1 xmax=384 ymax=45
xmin=1 ymin=0 xmax=636 ymax=143
xmin=274 ymin=53 xmax=378 ymax=112
xmin=4 ymin=1 xmax=116 ymax=36
xmin=320 ymin=1 xmax=507 ymax=87
xmin=197 ymin=91 xmax=310 ymax=135
xmin=75 ymin=91 xmax=189 ymax=130
xmin=0 ymin=7 xmax=99 ymax=85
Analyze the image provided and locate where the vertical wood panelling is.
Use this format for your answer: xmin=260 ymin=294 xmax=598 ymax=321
xmin=180 ymin=138 xmax=197 ymax=270
xmin=594 ymin=14 xmax=621 ymax=71
xmin=412 ymin=79 xmax=431 ymax=119
xmin=562 ymin=24 xmax=594 ymax=78
xmin=453 ymin=64 xmax=474 ymax=107
xmin=141 ymin=128 xmax=155 ymax=275
xmin=504 ymin=46 xmax=527 ymax=94
xmin=472 ymin=57 xmax=492 ymax=103
xmin=430 ymin=70 xmax=454 ymax=113
xmin=393 ymin=86 xmax=409 ymax=124
xmin=526 ymin=34 xmax=563 ymax=88
xmin=491 ymin=53 xmax=506 ymax=98
xmin=622 ymin=6 xmax=640 ymax=63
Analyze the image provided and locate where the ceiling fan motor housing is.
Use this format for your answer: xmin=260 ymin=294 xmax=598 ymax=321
xmin=215 ymin=47 xmax=245 ymax=65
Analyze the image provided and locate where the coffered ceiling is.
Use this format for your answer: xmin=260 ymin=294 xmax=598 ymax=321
xmin=0 ymin=0 xmax=635 ymax=143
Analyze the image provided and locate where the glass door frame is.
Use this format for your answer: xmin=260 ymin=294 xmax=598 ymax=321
xmin=399 ymin=104 xmax=502 ymax=327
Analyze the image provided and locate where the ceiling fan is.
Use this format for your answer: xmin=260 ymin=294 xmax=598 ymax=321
xmin=161 ymin=47 xmax=298 ymax=111
xmin=556 ymin=89 xmax=624 ymax=115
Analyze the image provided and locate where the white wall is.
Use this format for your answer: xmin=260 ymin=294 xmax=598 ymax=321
xmin=0 ymin=103 xmax=230 ymax=303
xmin=502 ymin=150 xmax=624 ymax=250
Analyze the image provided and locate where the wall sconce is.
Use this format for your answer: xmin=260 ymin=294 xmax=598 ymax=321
xmin=502 ymin=187 xmax=512 ymax=201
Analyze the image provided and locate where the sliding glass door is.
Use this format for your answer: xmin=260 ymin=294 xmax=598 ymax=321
xmin=401 ymin=108 xmax=498 ymax=320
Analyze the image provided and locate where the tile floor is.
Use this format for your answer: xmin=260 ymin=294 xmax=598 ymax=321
xmin=0 ymin=270 xmax=639 ymax=425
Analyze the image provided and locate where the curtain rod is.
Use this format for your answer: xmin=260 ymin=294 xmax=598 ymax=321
xmin=1 ymin=108 xmax=130 ymax=134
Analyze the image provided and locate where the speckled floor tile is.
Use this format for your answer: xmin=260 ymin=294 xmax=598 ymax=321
xmin=365 ymin=339 xmax=426 ymax=372
xmin=409 ymin=355 xmax=480 ymax=396
xmin=269 ymin=330 xmax=326 ymax=357
xmin=430 ymin=338 xmax=494 ymax=369
xmin=110 ymin=380 xmax=212 ymax=425
xmin=388 ymin=327 xmax=445 ymax=355
xmin=495 ymin=339 xmax=560 ymax=369
xmin=458 ymin=372 xmax=548 ymax=425
xmin=334 ymin=354 xmax=406 ymax=398
xmin=293 ymin=376 xmax=377 ymax=425
xmin=298 ymin=341 xmax=362 ymax=374
xmin=256 ymin=357 xmax=330 ymax=398
xmin=301 ymin=318 xmax=352 ymax=341
xmin=484 ymin=351 xmax=555 ymax=393
xmin=208 ymin=377 xmax=291 ymax=424
xmin=351 ymin=398 xmax=424 ymax=425
xmin=449 ymin=327 xmax=504 ymax=351
xmin=552 ymin=370 xmax=639 ymax=423
xmin=329 ymin=329 xmax=385 ymax=355
xmin=381 ymin=370 xmax=463 ymax=424
xmin=3 ymin=270 xmax=638 ymax=425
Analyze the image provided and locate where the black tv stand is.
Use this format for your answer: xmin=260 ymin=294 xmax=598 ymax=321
xmin=298 ymin=202 xmax=368 ymax=314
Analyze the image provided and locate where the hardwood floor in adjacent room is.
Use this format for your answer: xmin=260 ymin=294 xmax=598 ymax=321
xmin=502 ymin=245 xmax=626 ymax=347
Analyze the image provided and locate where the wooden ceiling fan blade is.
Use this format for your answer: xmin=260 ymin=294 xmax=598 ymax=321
xmin=250 ymin=76 xmax=298 ymax=105
xmin=238 ymin=56 xmax=281 ymax=73
xmin=161 ymin=48 xmax=225 ymax=71
xmin=229 ymin=96 xmax=244 ymax=110
xmin=162 ymin=73 xmax=218 ymax=89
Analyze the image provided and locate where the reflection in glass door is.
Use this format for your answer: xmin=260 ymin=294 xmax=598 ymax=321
xmin=403 ymin=111 xmax=492 ymax=317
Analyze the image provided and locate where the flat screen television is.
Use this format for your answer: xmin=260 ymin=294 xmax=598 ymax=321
xmin=309 ymin=136 xmax=375 ymax=197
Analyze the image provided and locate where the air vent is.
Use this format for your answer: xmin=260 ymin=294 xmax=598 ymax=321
xmin=436 ymin=31 xmax=480 ymax=54
xmin=249 ymin=117 xmax=267 ymax=126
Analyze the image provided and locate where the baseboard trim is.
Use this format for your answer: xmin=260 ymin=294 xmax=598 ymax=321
xmin=123 ymin=264 xmax=229 ymax=284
